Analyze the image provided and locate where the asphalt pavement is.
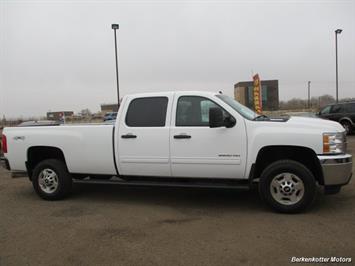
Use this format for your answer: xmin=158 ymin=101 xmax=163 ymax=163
xmin=0 ymin=137 xmax=354 ymax=265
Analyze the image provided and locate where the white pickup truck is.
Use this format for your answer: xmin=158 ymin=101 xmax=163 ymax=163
xmin=1 ymin=91 xmax=352 ymax=213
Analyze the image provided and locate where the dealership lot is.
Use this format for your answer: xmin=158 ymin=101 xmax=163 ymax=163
xmin=0 ymin=137 xmax=354 ymax=265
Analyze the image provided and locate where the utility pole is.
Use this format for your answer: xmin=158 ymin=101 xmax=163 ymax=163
xmin=335 ymin=29 xmax=342 ymax=103
xmin=112 ymin=24 xmax=120 ymax=106
xmin=308 ymin=81 xmax=311 ymax=109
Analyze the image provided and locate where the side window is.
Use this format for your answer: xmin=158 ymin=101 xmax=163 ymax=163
xmin=344 ymin=103 xmax=355 ymax=113
xmin=176 ymin=96 xmax=227 ymax=126
xmin=330 ymin=104 xmax=343 ymax=114
xmin=320 ymin=106 xmax=331 ymax=115
xmin=126 ymin=97 xmax=168 ymax=127
xmin=200 ymin=99 xmax=218 ymax=123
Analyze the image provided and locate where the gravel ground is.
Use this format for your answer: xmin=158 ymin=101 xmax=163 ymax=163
xmin=0 ymin=137 xmax=354 ymax=266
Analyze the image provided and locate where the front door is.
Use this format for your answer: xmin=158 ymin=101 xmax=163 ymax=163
xmin=169 ymin=94 xmax=247 ymax=179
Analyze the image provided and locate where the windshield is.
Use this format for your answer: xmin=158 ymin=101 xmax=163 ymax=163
xmin=216 ymin=94 xmax=257 ymax=120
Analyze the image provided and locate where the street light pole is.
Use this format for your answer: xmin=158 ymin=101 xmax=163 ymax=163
xmin=112 ymin=24 xmax=120 ymax=106
xmin=335 ymin=29 xmax=342 ymax=103
xmin=307 ymin=81 xmax=311 ymax=108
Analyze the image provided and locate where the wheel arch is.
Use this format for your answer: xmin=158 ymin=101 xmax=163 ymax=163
xmin=26 ymin=146 xmax=67 ymax=180
xmin=339 ymin=117 xmax=353 ymax=125
xmin=251 ymin=145 xmax=324 ymax=185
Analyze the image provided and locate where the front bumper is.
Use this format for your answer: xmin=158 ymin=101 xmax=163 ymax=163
xmin=318 ymin=154 xmax=352 ymax=186
xmin=0 ymin=156 xmax=11 ymax=171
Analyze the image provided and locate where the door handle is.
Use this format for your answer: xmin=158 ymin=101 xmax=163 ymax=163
xmin=174 ymin=134 xmax=191 ymax=139
xmin=121 ymin=134 xmax=137 ymax=139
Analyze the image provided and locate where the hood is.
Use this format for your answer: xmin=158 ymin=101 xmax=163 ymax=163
xmin=287 ymin=116 xmax=344 ymax=132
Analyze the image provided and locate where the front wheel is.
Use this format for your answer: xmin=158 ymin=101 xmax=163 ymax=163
xmin=32 ymin=159 xmax=72 ymax=200
xmin=259 ymin=160 xmax=316 ymax=213
xmin=341 ymin=121 xmax=352 ymax=135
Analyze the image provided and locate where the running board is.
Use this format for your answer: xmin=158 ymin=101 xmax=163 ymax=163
xmin=74 ymin=177 xmax=250 ymax=190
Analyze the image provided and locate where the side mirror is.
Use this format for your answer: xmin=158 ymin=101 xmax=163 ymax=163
xmin=225 ymin=115 xmax=236 ymax=128
xmin=209 ymin=107 xmax=236 ymax=128
xmin=209 ymin=107 xmax=224 ymax=128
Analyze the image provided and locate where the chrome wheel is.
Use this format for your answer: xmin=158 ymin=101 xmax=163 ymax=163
xmin=38 ymin=168 xmax=59 ymax=194
xmin=270 ymin=172 xmax=304 ymax=205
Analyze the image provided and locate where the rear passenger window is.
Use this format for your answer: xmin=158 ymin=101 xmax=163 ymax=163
xmin=345 ymin=103 xmax=355 ymax=113
xmin=126 ymin=97 xmax=168 ymax=127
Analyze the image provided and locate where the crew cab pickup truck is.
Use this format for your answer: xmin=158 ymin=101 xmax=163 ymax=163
xmin=1 ymin=91 xmax=353 ymax=213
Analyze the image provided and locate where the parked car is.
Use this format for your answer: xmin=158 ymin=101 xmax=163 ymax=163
xmin=103 ymin=112 xmax=117 ymax=121
xmin=1 ymin=91 xmax=352 ymax=213
xmin=318 ymin=101 xmax=355 ymax=135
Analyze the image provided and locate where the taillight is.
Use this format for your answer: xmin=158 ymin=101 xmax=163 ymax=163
xmin=1 ymin=134 xmax=7 ymax=153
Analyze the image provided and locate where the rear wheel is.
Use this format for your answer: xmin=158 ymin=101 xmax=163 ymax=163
xmin=32 ymin=159 xmax=72 ymax=200
xmin=259 ymin=160 xmax=316 ymax=213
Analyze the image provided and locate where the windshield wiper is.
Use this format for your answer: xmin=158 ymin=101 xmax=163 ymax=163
xmin=253 ymin=114 xmax=269 ymax=121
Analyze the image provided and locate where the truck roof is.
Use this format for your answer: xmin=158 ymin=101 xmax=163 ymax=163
xmin=125 ymin=91 xmax=219 ymax=98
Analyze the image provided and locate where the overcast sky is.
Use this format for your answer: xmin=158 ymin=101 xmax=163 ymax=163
xmin=1 ymin=0 xmax=354 ymax=118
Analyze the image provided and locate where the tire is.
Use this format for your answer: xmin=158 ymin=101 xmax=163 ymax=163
xmin=32 ymin=159 xmax=72 ymax=200
xmin=340 ymin=121 xmax=352 ymax=135
xmin=259 ymin=160 xmax=316 ymax=213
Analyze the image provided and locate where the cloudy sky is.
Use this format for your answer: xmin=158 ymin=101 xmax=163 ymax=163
xmin=0 ymin=0 xmax=354 ymax=118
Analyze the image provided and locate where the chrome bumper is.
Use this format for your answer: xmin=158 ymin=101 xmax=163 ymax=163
xmin=318 ymin=154 xmax=352 ymax=186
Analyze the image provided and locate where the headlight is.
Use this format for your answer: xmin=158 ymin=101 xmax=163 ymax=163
xmin=323 ymin=132 xmax=346 ymax=154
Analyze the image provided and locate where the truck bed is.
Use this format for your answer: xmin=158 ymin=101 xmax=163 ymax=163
xmin=4 ymin=124 xmax=117 ymax=175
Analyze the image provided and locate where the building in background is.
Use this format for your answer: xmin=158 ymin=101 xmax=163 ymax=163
xmin=47 ymin=111 xmax=74 ymax=120
xmin=101 ymin=103 xmax=119 ymax=113
xmin=234 ymin=79 xmax=279 ymax=111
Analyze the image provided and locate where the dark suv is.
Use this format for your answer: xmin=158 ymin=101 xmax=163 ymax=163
xmin=318 ymin=102 xmax=355 ymax=134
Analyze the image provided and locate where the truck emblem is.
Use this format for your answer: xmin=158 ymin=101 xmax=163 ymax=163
xmin=13 ymin=136 xmax=25 ymax=141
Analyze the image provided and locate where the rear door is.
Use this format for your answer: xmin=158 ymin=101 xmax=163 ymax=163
xmin=117 ymin=93 xmax=173 ymax=177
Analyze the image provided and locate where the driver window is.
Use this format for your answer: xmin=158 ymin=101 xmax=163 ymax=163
xmin=176 ymin=96 xmax=227 ymax=127
xmin=320 ymin=106 xmax=331 ymax=115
